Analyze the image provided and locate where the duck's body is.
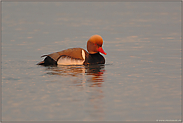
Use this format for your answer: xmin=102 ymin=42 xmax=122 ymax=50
xmin=37 ymin=35 xmax=106 ymax=66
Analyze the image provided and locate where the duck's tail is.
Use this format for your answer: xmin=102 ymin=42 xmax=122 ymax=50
xmin=37 ymin=55 xmax=57 ymax=66
xmin=37 ymin=55 xmax=47 ymax=65
xmin=37 ymin=61 xmax=45 ymax=65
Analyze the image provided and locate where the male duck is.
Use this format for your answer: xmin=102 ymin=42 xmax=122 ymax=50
xmin=37 ymin=35 xmax=107 ymax=66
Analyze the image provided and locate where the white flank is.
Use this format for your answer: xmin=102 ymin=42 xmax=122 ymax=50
xmin=57 ymin=50 xmax=85 ymax=65
xmin=57 ymin=57 xmax=84 ymax=65
xmin=82 ymin=50 xmax=85 ymax=60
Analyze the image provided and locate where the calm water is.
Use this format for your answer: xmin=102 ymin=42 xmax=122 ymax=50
xmin=2 ymin=2 xmax=181 ymax=121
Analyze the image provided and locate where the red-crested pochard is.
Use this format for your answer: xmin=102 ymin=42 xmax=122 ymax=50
xmin=37 ymin=35 xmax=107 ymax=66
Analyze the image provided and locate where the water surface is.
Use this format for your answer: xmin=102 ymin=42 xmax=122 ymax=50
xmin=2 ymin=2 xmax=181 ymax=121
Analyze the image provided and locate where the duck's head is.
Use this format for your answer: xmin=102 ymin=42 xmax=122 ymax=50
xmin=87 ymin=35 xmax=107 ymax=55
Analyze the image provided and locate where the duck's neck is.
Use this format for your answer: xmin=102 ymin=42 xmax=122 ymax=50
xmin=89 ymin=52 xmax=100 ymax=55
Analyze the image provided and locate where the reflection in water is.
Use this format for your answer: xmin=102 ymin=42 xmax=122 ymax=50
xmin=45 ymin=64 xmax=105 ymax=87
xmin=44 ymin=64 xmax=106 ymax=120
xmin=46 ymin=65 xmax=85 ymax=76
xmin=85 ymin=65 xmax=105 ymax=87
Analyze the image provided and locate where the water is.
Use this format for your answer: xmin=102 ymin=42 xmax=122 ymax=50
xmin=2 ymin=2 xmax=181 ymax=121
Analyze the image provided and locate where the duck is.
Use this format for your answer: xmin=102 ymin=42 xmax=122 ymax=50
xmin=37 ymin=35 xmax=107 ymax=66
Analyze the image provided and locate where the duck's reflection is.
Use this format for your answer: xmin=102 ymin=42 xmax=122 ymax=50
xmin=45 ymin=64 xmax=105 ymax=87
xmin=44 ymin=65 xmax=105 ymax=120
xmin=46 ymin=65 xmax=85 ymax=76
xmin=85 ymin=65 xmax=105 ymax=87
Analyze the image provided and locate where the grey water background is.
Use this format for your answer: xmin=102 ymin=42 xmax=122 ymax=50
xmin=2 ymin=2 xmax=181 ymax=121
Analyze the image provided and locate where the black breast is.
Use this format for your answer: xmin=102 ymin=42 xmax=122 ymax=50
xmin=84 ymin=52 xmax=105 ymax=65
